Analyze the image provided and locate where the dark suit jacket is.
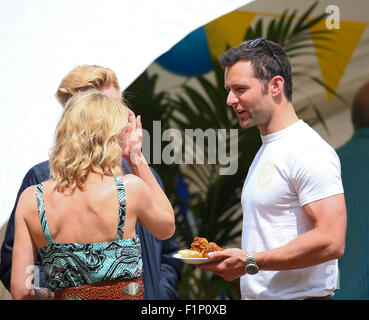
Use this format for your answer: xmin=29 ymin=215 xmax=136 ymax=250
xmin=0 ymin=159 xmax=180 ymax=299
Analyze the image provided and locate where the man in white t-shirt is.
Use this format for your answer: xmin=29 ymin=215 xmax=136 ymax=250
xmin=197 ymin=38 xmax=346 ymax=300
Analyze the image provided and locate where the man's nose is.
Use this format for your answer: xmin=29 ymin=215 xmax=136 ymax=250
xmin=226 ymin=91 xmax=238 ymax=106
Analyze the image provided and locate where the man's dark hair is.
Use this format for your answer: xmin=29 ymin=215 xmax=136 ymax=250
xmin=219 ymin=39 xmax=293 ymax=102
xmin=351 ymin=81 xmax=369 ymax=130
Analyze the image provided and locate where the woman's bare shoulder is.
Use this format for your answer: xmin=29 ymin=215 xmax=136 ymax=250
xmin=19 ymin=185 xmax=38 ymax=203
xmin=121 ymin=174 xmax=145 ymax=186
xmin=120 ymin=174 xmax=149 ymax=197
xmin=16 ymin=185 xmax=38 ymax=218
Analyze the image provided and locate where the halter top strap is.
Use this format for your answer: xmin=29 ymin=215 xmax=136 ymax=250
xmin=36 ymin=182 xmax=55 ymax=245
xmin=114 ymin=176 xmax=127 ymax=240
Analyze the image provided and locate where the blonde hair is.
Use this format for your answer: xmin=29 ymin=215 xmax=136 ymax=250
xmin=49 ymin=90 xmax=128 ymax=192
xmin=55 ymin=65 xmax=120 ymax=107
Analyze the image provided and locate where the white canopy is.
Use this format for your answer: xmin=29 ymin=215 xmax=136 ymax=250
xmin=0 ymin=0 xmax=250 ymax=228
xmin=1 ymin=0 xmax=368 ymax=229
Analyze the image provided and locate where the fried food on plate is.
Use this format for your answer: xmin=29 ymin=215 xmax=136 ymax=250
xmin=179 ymin=237 xmax=223 ymax=258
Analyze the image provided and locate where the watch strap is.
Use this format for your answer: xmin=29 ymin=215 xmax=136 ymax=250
xmin=246 ymin=252 xmax=255 ymax=264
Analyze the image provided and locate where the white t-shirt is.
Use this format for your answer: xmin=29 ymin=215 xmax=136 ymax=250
xmin=240 ymin=120 xmax=344 ymax=300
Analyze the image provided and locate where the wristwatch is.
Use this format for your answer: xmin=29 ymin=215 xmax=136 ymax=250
xmin=244 ymin=252 xmax=259 ymax=275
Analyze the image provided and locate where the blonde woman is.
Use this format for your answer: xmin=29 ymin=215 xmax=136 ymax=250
xmin=10 ymin=90 xmax=175 ymax=300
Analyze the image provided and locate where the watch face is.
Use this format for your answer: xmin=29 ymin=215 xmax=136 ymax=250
xmin=246 ymin=264 xmax=259 ymax=275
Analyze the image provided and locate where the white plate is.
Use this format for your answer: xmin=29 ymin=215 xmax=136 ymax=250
xmin=173 ymin=253 xmax=212 ymax=264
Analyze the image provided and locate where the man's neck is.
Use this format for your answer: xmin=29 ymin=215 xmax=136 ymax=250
xmin=258 ymin=102 xmax=299 ymax=136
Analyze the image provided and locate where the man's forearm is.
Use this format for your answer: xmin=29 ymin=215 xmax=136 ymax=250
xmin=256 ymin=195 xmax=346 ymax=271
xmin=255 ymin=228 xmax=344 ymax=271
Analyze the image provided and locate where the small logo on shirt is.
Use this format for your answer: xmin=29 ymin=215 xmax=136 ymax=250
xmin=258 ymin=160 xmax=276 ymax=189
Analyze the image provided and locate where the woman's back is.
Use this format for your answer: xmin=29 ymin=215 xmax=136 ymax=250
xmin=32 ymin=174 xmax=143 ymax=295
xmin=30 ymin=174 xmax=136 ymax=248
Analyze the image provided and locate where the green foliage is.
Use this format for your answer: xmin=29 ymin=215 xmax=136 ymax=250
xmin=124 ymin=70 xmax=180 ymax=197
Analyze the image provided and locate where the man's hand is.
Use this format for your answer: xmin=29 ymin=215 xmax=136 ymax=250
xmin=196 ymin=248 xmax=247 ymax=281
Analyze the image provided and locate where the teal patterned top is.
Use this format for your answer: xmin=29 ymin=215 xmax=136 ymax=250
xmin=36 ymin=176 xmax=143 ymax=292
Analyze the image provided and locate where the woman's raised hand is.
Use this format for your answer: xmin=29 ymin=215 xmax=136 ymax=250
xmin=119 ymin=114 xmax=144 ymax=165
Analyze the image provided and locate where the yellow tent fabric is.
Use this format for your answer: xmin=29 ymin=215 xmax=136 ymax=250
xmin=311 ymin=20 xmax=367 ymax=100
xmin=204 ymin=10 xmax=368 ymax=100
xmin=205 ymin=11 xmax=256 ymax=59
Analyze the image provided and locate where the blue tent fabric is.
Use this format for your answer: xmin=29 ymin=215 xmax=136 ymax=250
xmin=156 ymin=27 xmax=212 ymax=76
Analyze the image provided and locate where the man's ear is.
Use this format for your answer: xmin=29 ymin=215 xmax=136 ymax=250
xmin=270 ymin=76 xmax=284 ymax=96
